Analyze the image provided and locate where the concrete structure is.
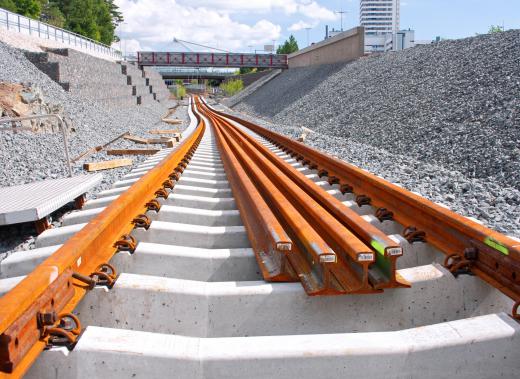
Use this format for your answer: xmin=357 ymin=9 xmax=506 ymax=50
xmin=288 ymin=27 xmax=365 ymax=68
xmin=360 ymin=0 xmax=400 ymax=34
xmin=26 ymin=49 xmax=170 ymax=108
xmin=0 ymin=174 xmax=101 ymax=226
xmin=367 ymin=28 xmax=415 ymax=53
xmin=360 ymin=0 xmax=413 ymax=53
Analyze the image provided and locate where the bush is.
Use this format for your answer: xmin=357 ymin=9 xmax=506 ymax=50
xmin=173 ymin=84 xmax=186 ymax=99
xmin=220 ymin=79 xmax=244 ymax=97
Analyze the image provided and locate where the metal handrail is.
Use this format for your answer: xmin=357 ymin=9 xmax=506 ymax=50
xmin=0 ymin=114 xmax=73 ymax=177
xmin=0 ymin=7 xmax=121 ymax=59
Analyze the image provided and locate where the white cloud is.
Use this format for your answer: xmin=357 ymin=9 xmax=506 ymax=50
xmin=297 ymin=1 xmax=337 ymax=21
xmin=288 ymin=20 xmax=318 ymax=32
xmin=115 ymin=0 xmax=282 ymax=52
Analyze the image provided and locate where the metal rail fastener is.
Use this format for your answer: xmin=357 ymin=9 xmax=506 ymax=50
xmin=0 ymin=114 xmax=73 ymax=177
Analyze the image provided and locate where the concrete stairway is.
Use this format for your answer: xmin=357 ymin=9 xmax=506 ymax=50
xmin=25 ymin=49 xmax=170 ymax=109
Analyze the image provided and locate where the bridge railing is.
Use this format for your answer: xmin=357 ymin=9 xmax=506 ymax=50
xmin=138 ymin=51 xmax=288 ymax=69
xmin=0 ymin=7 xmax=121 ymax=59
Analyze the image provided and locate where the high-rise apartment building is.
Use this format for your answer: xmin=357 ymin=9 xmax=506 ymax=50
xmin=360 ymin=0 xmax=400 ymax=34
xmin=360 ymin=0 xmax=405 ymax=52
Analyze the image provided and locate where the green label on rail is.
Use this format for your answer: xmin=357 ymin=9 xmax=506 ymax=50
xmin=370 ymin=240 xmax=386 ymax=256
xmin=484 ymin=237 xmax=509 ymax=256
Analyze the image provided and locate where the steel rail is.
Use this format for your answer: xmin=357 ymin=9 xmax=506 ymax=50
xmin=200 ymin=106 xmax=348 ymax=294
xmin=193 ymin=98 xmax=296 ymax=282
xmin=0 ymin=101 xmax=205 ymax=377
xmin=197 ymin=100 xmax=383 ymax=295
xmin=200 ymin=99 xmax=408 ymax=289
xmin=207 ymin=106 xmax=520 ymax=305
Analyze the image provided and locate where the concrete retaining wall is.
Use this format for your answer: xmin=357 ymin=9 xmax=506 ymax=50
xmin=25 ymin=49 xmax=171 ymax=109
xmin=288 ymin=26 xmax=364 ymax=68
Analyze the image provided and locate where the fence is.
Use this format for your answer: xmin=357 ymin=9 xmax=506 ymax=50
xmin=0 ymin=7 xmax=121 ymax=59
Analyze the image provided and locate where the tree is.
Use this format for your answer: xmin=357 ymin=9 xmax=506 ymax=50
xmin=64 ymin=0 xmax=100 ymax=41
xmin=94 ymin=0 xmax=115 ymax=44
xmin=0 ymin=0 xmax=18 ymax=12
xmin=13 ymin=0 xmax=41 ymax=18
xmin=276 ymin=35 xmax=299 ymax=54
xmin=488 ymin=25 xmax=504 ymax=34
xmin=239 ymin=67 xmax=254 ymax=75
xmin=39 ymin=1 xmax=65 ymax=28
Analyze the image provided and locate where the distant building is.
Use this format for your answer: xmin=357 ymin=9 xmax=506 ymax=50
xmin=360 ymin=0 xmax=413 ymax=53
xmin=360 ymin=0 xmax=400 ymax=35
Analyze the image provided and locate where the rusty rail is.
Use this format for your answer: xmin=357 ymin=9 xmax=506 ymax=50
xmin=205 ymin=102 xmax=520 ymax=306
xmin=0 ymin=101 xmax=205 ymax=377
xmin=196 ymin=98 xmax=408 ymax=295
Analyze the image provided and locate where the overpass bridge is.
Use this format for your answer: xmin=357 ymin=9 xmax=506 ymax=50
xmin=138 ymin=51 xmax=288 ymax=69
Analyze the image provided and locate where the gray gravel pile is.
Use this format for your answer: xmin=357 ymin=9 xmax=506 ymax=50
xmin=233 ymin=31 xmax=520 ymax=237
xmin=0 ymin=41 xmax=176 ymax=193
xmin=219 ymin=107 xmax=520 ymax=238
xmin=0 ymin=41 xmax=185 ymax=255
xmin=236 ymin=31 xmax=520 ymax=190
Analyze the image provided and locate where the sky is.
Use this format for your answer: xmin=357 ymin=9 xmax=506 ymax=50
xmin=114 ymin=0 xmax=520 ymax=54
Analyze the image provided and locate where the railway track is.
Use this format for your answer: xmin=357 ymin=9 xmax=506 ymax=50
xmin=0 ymin=96 xmax=519 ymax=378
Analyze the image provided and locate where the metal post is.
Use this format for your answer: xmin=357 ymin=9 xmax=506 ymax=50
xmin=28 ymin=18 xmax=31 ymax=35
xmin=17 ymin=15 xmax=20 ymax=32
xmin=0 ymin=114 xmax=73 ymax=177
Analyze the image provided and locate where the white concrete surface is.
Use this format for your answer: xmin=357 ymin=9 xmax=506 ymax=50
xmin=27 ymin=313 xmax=520 ymax=379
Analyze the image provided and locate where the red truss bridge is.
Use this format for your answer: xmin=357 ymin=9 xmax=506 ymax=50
xmin=137 ymin=51 xmax=288 ymax=69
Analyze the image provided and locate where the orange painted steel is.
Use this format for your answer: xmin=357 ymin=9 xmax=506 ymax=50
xmin=208 ymin=106 xmax=520 ymax=305
xmin=197 ymin=100 xmax=381 ymax=295
xmin=205 ymin=111 xmax=349 ymax=294
xmin=0 ymin=99 xmax=205 ymax=377
xmin=201 ymin=99 xmax=407 ymax=290
xmin=197 ymin=101 xmax=296 ymax=282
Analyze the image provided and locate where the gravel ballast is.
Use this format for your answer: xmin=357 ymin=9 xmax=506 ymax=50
xmin=231 ymin=30 xmax=520 ymax=238
xmin=0 ymin=41 xmax=187 ymax=256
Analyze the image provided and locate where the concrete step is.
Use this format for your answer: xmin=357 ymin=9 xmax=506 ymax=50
xmin=132 ymin=221 xmax=250 ymax=249
xmin=166 ymin=193 xmax=236 ymax=210
xmin=151 ymin=205 xmax=242 ymax=226
xmin=74 ymin=264 xmax=510 ymax=338
xmin=27 ymin=314 xmax=520 ymax=379
xmin=112 ymin=243 xmax=259 ymax=281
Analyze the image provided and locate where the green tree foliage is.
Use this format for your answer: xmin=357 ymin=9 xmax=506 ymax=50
xmin=6 ymin=0 xmax=42 ymax=18
xmin=276 ymin=35 xmax=299 ymax=54
xmin=0 ymin=0 xmax=123 ymax=44
xmin=220 ymin=79 xmax=244 ymax=97
xmin=39 ymin=1 xmax=65 ymax=27
xmin=64 ymin=0 xmax=101 ymax=41
xmin=488 ymin=25 xmax=504 ymax=34
xmin=0 ymin=0 xmax=18 ymax=12
xmin=239 ymin=67 xmax=254 ymax=75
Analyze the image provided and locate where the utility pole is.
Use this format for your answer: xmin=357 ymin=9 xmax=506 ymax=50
xmin=304 ymin=27 xmax=311 ymax=46
xmin=335 ymin=9 xmax=347 ymax=31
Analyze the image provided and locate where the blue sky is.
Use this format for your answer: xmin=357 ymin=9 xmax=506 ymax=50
xmin=115 ymin=0 xmax=520 ymax=53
